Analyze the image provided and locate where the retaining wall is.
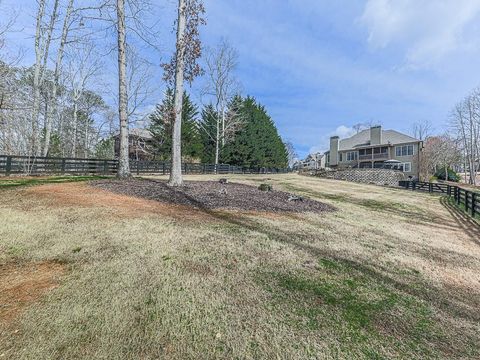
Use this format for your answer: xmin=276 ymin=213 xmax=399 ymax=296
xmin=314 ymin=169 xmax=406 ymax=186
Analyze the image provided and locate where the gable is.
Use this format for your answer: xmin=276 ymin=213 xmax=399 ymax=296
xmin=338 ymin=129 xmax=419 ymax=151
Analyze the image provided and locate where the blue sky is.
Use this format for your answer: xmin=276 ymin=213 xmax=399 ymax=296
xmin=4 ymin=0 xmax=480 ymax=158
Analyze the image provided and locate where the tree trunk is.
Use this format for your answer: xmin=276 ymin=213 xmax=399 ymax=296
xmin=168 ymin=0 xmax=187 ymax=187
xmin=72 ymin=100 xmax=78 ymax=157
xmin=116 ymin=0 xmax=130 ymax=178
xmin=214 ymin=114 xmax=220 ymax=168
xmin=31 ymin=0 xmax=47 ymax=156
xmin=43 ymin=0 xmax=74 ymax=157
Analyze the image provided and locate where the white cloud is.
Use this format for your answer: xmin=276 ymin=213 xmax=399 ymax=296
xmin=359 ymin=0 xmax=480 ymax=67
xmin=309 ymin=125 xmax=356 ymax=155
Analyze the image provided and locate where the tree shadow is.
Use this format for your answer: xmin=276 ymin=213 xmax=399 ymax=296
xmin=169 ymin=188 xmax=480 ymax=326
xmin=439 ymin=196 xmax=480 ymax=245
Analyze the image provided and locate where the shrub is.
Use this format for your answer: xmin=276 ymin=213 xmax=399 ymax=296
xmin=435 ymin=167 xmax=460 ymax=182
xmin=258 ymin=184 xmax=272 ymax=192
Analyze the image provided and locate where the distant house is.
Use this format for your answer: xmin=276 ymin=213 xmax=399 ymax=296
xmin=299 ymin=152 xmax=325 ymax=170
xmin=324 ymin=126 xmax=422 ymax=178
xmin=114 ymin=128 xmax=154 ymax=161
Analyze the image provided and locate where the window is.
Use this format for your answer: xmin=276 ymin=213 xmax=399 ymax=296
xmin=374 ymin=146 xmax=389 ymax=154
xmin=396 ymin=145 xmax=414 ymax=156
xmin=347 ymin=151 xmax=358 ymax=161
xmin=401 ymin=162 xmax=411 ymax=172
xmin=339 ymin=153 xmax=343 ymax=162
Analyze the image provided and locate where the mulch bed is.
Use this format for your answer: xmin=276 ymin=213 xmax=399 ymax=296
xmin=90 ymin=179 xmax=335 ymax=214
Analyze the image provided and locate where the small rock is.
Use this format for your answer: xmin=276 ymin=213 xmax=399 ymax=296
xmin=288 ymin=195 xmax=303 ymax=202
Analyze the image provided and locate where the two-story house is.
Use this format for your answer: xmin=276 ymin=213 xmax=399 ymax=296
xmin=324 ymin=126 xmax=422 ymax=178
xmin=300 ymin=152 xmax=325 ymax=170
xmin=114 ymin=128 xmax=154 ymax=161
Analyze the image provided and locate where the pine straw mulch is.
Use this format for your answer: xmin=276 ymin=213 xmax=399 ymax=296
xmin=90 ymin=178 xmax=335 ymax=214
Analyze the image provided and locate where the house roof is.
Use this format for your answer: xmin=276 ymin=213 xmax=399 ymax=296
xmin=338 ymin=129 xmax=419 ymax=151
xmin=114 ymin=128 xmax=153 ymax=139
xmin=130 ymin=128 xmax=153 ymax=139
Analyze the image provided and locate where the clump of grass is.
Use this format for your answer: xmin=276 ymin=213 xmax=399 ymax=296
xmin=0 ymin=175 xmax=110 ymax=188
xmin=257 ymin=257 xmax=443 ymax=358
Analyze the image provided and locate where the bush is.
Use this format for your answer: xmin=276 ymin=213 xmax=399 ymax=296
xmin=258 ymin=184 xmax=272 ymax=192
xmin=435 ymin=167 xmax=460 ymax=182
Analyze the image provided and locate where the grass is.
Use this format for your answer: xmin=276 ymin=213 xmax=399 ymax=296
xmin=0 ymin=173 xmax=479 ymax=359
xmin=0 ymin=175 xmax=110 ymax=188
xmin=446 ymin=196 xmax=480 ymax=222
xmin=257 ymin=258 xmax=438 ymax=358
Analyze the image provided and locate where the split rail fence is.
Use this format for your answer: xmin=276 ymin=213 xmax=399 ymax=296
xmin=0 ymin=155 xmax=289 ymax=176
xmin=399 ymin=180 xmax=479 ymax=219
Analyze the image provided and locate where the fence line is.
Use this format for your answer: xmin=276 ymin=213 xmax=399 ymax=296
xmin=0 ymin=155 xmax=289 ymax=176
xmin=399 ymin=180 xmax=479 ymax=219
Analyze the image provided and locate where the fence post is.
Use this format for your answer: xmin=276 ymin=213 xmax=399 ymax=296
xmin=471 ymin=193 xmax=476 ymax=217
xmin=5 ymin=156 xmax=12 ymax=176
xmin=103 ymin=160 xmax=108 ymax=175
xmin=457 ymin=188 xmax=461 ymax=205
xmin=465 ymin=190 xmax=470 ymax=212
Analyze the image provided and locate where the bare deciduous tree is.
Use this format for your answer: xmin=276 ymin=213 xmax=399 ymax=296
xmin=116 ymin=0 xmax=130 ymax=178
xmin=450 ymin=90 xmax=480 ymax=185
xmin=411 ymin=119 xmax=433 ymax=141
xmin=201 ymin=40 xmax=242 ymax=166
xmin=43 ymin=0 xmax=75 ymax=157
xmin=285 ymin=140 xmax=298 ymax=168
xmin=31 ymin=0 xmax=60 ymax=156
xmin=163 ymin=0 xmax=206 ymax=187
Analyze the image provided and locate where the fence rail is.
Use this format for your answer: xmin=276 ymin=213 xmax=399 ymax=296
xmin=0 ymin=155 xmax=289 ymax=176
xmin=399 ymin=180 xmax=479 ymax=218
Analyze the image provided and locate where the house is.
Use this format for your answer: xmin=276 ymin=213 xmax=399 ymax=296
xmin=299 ymin=152 xmax=325 ymax=170
xmin=114 ymin=128 xmax=154 ymax=161
xmin=324 ymin=126 xmax=422 ymax=178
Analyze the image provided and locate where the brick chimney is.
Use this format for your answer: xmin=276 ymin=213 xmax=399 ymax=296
xmin=329 ymin=136 xmax=339 ymax=166
xmin=370 ymin=126 xmax=382 ymax=145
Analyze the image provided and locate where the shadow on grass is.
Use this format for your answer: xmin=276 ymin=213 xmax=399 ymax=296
xmin=154 ymin=183 xmax=477 ymax=316
xmin=280 ymin=184 xmax=469 ymax=236
xmin=89 ymin=178 xmax=479 ymax=357
xmin=440 ymin=196 xmax=480 ymax=245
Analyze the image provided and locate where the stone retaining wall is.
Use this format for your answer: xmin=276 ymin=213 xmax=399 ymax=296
xmin=313 ymin=169 xmax=406 ymax=186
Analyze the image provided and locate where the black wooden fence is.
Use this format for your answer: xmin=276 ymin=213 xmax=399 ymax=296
xmin=0 ymin=155 xmax=289 ymax=176
xmin=399 ymin=180 xmax=479 ymax=218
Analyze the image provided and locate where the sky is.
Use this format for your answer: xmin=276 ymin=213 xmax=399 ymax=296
xmin=3 ymin=0 xmax=480 ymax=158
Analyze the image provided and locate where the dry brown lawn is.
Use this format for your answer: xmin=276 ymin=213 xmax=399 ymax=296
xmin=0 ymin=174 xmax=479 ymax=359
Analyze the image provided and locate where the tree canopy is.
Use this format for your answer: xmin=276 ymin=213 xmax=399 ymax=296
xmin=220 ymin=96 xmax=287 ymax=168
xmin=149 ymin=88 xmax=203 ymax=161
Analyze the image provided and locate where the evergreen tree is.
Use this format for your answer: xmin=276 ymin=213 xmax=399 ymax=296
xmin=149 ymin=89 xmax=203 ymax=161
xmin=222 ymin=96 xmax=287 ymax=168
xmin=198 ymin=104 xmax=218 ymax=163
